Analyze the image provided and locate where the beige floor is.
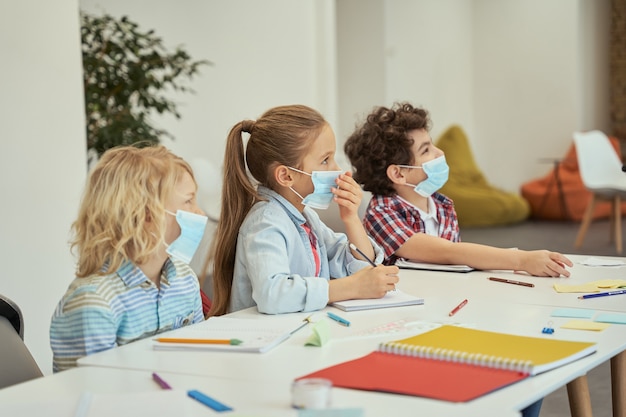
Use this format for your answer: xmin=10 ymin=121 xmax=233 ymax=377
xmin=462 ymin=218 xmax=621 ymax=417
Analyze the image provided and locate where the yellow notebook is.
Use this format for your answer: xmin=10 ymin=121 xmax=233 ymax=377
xmin=381 ymin=325 xmax=596 ymax=375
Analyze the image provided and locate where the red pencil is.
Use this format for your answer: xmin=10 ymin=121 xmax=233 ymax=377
xmin=448 ymin=299 xmax=468 ymax=317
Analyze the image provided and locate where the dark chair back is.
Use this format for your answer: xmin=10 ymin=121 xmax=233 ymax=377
xmin=0 ymin=295 xmax=43 ymax=389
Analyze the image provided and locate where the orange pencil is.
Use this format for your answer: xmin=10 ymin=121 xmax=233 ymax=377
xmin=155 ymin=338 xmax=243 ymax=345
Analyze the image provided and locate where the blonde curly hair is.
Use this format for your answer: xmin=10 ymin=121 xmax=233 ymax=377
xmin=71 ymin=145 xmax=195 ymax=277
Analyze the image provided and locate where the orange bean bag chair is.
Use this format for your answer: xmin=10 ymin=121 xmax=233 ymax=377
xmin=520 ymin=136 xmax=626 ymax=221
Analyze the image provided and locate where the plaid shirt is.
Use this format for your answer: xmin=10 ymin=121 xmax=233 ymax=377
xmin=363 ymin=193 xmax=460 ymax=265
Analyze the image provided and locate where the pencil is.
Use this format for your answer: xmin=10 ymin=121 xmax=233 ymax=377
xmin=155 ymin=338 xmax=243 ymax=345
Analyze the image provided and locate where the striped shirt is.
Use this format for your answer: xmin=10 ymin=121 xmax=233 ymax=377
xmin=50 ymin=258 xmax=203 ymax=372
xmin=363 ymin=193 xmax=460 ymax=265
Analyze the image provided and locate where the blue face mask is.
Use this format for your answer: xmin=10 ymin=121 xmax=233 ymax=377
xmin=165 ymin=210 xmax=208 ymax=264
xmin=288 ymin=168 xmax=342 ymax=210
xmin=400 ymin=155 xmax=449 ymax=197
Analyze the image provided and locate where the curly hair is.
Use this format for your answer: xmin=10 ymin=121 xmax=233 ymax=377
xmin=344 ymin=102 xmax=431 ymax=196
xmin=71 ymin=145 xmax=195 ymax=277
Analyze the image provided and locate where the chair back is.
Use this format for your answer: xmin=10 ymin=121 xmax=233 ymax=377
xmin=573 ymin=130 xmax=626 ymax=192
xmin=0 ymin=295 xmax=43 ymax=388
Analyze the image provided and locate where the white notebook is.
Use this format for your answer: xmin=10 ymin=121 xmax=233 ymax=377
xmin=331 ymin=289 xmax=424 ymax=312
xmin=152 ymin=317 xmax=301 ymax=353
xmin=395 ymin=259 xmax=475 ymax=273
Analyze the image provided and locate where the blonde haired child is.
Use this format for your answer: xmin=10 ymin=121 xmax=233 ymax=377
xmin=208 ymin=105 xmax=399 ymax=316
xmin=50 ymin=145 xmax=208 ymax=372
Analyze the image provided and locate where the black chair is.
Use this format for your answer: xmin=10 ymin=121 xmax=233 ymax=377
xmin=0 ymin=295 xmax=43 ymax=389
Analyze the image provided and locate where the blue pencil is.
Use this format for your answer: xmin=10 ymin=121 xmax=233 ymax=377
xmin=578 ymin=288 xmax=626 ymax=300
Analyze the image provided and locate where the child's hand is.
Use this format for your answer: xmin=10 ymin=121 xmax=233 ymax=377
xmin=352 ymin=265 xmax=400 ymax=298
xmin=332 ymin=172 xmax=362 ymax=222
xmin=519 ymin=251 xmax=573 ymax=277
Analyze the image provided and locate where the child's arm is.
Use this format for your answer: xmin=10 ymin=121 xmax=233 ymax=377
xmin=50 ymin=289 xmax=117 ymax=372
xmin=396 ymin=233 xmax=573 ymax=277
xmin=332 ymin=172 xmax=375 ymax=260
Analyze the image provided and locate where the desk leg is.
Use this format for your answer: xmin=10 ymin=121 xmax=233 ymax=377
xmin=612 ymin=352 xmax=626 ymax=417
xmin=567 ymin=375 xmax=593 ymax=417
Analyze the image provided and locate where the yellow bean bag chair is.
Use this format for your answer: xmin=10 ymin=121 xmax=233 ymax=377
xmin=435 ymin=125 xmax=530 ymax=227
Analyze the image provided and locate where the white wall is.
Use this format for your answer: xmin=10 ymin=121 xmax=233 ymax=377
xmin=1 ymin=0 xmax=86 ymax=374
xmin=80 ymin=0 xmax=337 ymax=190
xmin=336 ymin=0 xmax=610 ymax=193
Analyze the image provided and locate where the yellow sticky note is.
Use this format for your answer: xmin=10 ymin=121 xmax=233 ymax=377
xmin=561 ymin=320 xmax=610 ymax=331
xmin=553 ymin=279 xmax=626 ymax=293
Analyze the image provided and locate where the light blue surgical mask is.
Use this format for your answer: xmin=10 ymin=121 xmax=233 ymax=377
xmin=288 ymin=167 xmax=342 ymax=210
xmin=399 ymin=155 xmax=449 ymax=197
xmin=165 ymin=210 xmax=208 ymax=264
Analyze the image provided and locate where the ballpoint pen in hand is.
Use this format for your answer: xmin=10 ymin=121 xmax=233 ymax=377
xmin=349 ymin=243 xmax=376 ymax=267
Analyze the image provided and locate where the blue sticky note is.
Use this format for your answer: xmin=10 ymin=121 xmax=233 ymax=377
xmin=594 ymin=313 xmax=626 ymax=324
xmin=551 ymin=308 xmax=595 ymax=319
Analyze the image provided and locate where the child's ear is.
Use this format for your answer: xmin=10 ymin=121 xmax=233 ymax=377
xmin=386 ymin=164 xmax=406 ymax=185
xmin=274 ymin=165 xmax=294 ymax=187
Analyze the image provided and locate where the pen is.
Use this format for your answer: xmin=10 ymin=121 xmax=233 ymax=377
xmin=187 ymin=389 xmax=233 ymax=412
xmin=349 ymin=243 xmax=377 ymax=267
xmin=155 ymin=337 xmax=243 ymax=345
xmin=327 ymin=311 xmax=351 ymax=327
xmin=578 ymin=288 xmax=626 ymax=299
xmin=448 ymin=299 xmax=468 ymax=317
xmin=488 ymin=276 xmax=534 ymax=288
xmin=289 ymin=314 xmax=314 ymax=335
xmin=152 ymin=372 xmax=172 ymax=390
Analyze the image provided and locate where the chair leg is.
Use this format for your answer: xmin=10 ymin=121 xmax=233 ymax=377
xmin=614 ymin=196 xmax=622 ymax=254
xmin=575 ymin=195 xmax=597 ymax=249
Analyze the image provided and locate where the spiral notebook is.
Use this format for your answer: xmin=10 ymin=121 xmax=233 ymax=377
xmin=297 ymin=325 xmax=596 ymax=402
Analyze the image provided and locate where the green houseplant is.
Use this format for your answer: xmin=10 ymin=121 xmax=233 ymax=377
xmin=81 ymin=12 xmax=209 ymax=162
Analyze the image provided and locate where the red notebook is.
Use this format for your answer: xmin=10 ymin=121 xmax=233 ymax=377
xmin=298 ymin=350 xmax=527 ymax=402
xmin=297 ymin=325 xmax=595 ymax=402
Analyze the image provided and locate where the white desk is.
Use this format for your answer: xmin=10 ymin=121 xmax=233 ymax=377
xmin=0 ymin=364 xmax=520 ymax=416
xmin=77 ymin=296 xmax=626 ymax=416
xmin=398 ymin=254 xmax=626 ymax=312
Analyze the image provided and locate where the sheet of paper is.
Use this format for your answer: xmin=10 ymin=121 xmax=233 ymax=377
xmin=580 ymin=257 xmax=626 ymax=267
xmin=560 ymin=320 xmax=610 ymax=331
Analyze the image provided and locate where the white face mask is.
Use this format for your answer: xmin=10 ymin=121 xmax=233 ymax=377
xmin=399 ymin=155 xmax=449 ymax=197
xmin=288 ymin=167 xmax=342 ymax=210
xmin=164 ymin=210 xmax=208 ymax=264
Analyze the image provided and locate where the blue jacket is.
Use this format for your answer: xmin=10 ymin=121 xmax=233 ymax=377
xmin=230 ymin=186 xmax=384 ymax=314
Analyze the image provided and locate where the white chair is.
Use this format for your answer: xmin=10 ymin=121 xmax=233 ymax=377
xmin=573 ymin=130 xmax=626 ymax=254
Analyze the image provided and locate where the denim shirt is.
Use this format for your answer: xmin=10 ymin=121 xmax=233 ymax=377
xmin=230 ymin=186 xmax=385 ymax=314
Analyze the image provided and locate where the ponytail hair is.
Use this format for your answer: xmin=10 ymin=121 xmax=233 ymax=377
xmin=207 ymin=104 xmax=326 ymax=316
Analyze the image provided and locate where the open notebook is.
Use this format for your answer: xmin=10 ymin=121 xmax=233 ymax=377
xmin=395 ymin=259 xmax=475 ymax=272
xmin=152 ymin=317 xmax=302 ymax=353
xmin=330 ymin=289 xmax=424 ymax=311
xmin=297 ymin=325 xmax=596 ymax=402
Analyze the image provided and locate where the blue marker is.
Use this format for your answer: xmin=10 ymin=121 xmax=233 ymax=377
xmin=327 ymin=311 xmax=351 ymax=327
xmin=187 ymin=390 xmax=233 ymax=412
